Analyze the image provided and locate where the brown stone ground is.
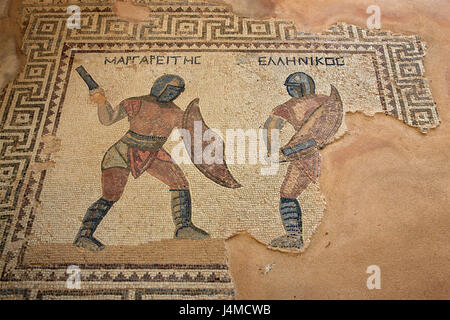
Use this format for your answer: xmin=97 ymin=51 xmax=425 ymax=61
xmin=1 ymin=0 xmax=449 ymax=299
xmin=24 ymin=239 xmax=227 ymax=266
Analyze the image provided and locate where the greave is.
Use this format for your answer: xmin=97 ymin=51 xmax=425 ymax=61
xmin=170 ymin=189 xmax=209 ymax=240
xmin=74 ymin=198 xmax=114 ymax=248
xmin=279 ymin=197 xmax=303 ymax=236
xmin=170 ymin=189 xmax=191 ymax=229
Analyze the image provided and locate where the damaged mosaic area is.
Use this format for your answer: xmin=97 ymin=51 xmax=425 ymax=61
xmin=0 ymin=0 xmax=438 ymax=299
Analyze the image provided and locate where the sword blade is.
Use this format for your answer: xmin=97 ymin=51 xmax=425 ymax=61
xmin=75 ymin=65 xmax=99 ymax=91
xmin=281 ymin=138 xmax=317 ymax=156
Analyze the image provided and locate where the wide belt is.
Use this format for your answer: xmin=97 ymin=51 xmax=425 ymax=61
xmin=119 ymin=130 xmax=168 ymax=150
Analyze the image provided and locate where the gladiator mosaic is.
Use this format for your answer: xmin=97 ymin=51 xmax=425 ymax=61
xmin=0 ymin=0 xmax=438 ymax=299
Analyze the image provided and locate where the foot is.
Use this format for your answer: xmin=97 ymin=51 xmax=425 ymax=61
xmin=73 ymin=235 xmax=105 ymax=251
xmin=174 ymin=223 xmax=210 ymax=240
xmin=269 ymin=234 xmax=303 ymax=250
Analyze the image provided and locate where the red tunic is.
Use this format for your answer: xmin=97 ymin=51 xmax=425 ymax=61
xmin=272 ymin=91 xmax=343 ymax=182
xmin=121 ymin=99 xmax=172 ymax=179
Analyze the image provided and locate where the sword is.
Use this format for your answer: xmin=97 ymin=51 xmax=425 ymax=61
xmin=279 ymin=138 xmax=317 ymax=163
xmin=281 ymin=138 xmax=317 ymax=156
xmin=75 ymin=65 xmax=100 ymax=91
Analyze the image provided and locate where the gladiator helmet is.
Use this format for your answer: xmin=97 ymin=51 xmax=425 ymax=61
xmin=284 ymin=72 xmax=315 ymax=98
xmin=150 ymin=74 xmax=185 ymax=102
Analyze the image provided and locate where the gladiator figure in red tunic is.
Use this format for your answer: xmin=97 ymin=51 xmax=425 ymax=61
xmin=263 ymin=72 xmax=343 ymax=250
xmin=73 ymin=74 xmax=210 ymax=251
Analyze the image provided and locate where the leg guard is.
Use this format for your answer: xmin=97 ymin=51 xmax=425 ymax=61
xmin=269 ymin=197 xmax=304 ymax=250
xmin=73 ymin=198 xmax=114 ymax=251
xmin=170 ymin=189 xmax=209 ymax=240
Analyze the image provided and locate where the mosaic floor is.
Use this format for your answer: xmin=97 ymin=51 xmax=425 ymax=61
xmin=0 ymin=0 xmax=440 ymax=299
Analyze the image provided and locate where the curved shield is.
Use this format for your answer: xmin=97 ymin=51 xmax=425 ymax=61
xmin=281 ymin=85 xmax=343 ymax=161
xmin=309 ymin=85 xmax=343 ymax=148
xmin=182 ymin=98 xmax=242 ymax=189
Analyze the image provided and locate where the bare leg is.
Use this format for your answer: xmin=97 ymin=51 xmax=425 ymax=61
xmin=271 ymin=162 xmax=314 ymax=250
xmin=146 ymin=150 xmax=209 ymax=240
xmin=145 ymin=155 xmax=189 ymax=190
xmin=280 ymin=161 xmax=312 ymax=199
xmin=102 ymin=167 xmax=130 ymax=201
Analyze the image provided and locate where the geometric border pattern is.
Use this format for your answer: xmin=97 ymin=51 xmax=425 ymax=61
xmin=0 ymin=0 xmax=438 ymax=299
